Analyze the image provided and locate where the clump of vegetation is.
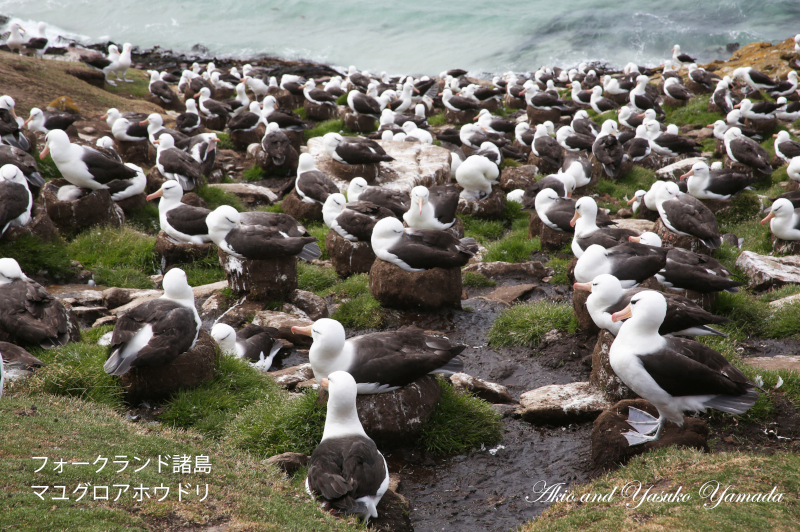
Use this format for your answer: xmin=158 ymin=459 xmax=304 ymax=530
xmin=766 ymin=301 xmax=800 ymax=339
xmin=12 ymin=325 xmax=123 ymax=408
xmin=596 ymin=165 xmax=657 ymax=201
xmin=304 ymin=119 xmax=346 ymax=140
xmin=226 ymin=389 xmax=326 ymax=458
xmin=36 ymin=152 xmax=61 ymax=181
xmin=462 ymin=214 xmax=505 ymax=243
xmin=260 ymin=201 xmax=285 ymax=213
xmin=182 ymin=253 xmax=225 ymax=286
xmin=326 ymin=274 xmax=384 ymax=329
xmin=294 ymin=106 xmax=308 ymax=119
xmin=159 ymin=355 xmax=278 ymax=438
xmin=418 ymin=379 xmax=504 ymax=454
xmin=427 ymin=112 xmax=447 ymax=126
xmin=242 ymin=164 xmax=266 ymax=182
xmin=305 ymin=222 xmax=330 ymax=259
xmin=194 ymin=185 xmax=245 ymax=211
xmin=663 ymin=94 xmax=723 ymax=127
xmin=483 ymin=229 xmax=540 ymax=262
xmin=501 ymin=158 xmax=520 ymax=169
xmin=215 ymin=132 xmax=235 ymax=150
xmin=298 ymin=262 xmax=339 ymax=294
xmin=546 ymin=256 xmax=572 ymax=285
xmin=463 ymin=271 xmax=496 ymax=288
xmin=67 ymin=226 xmax=157 ymax=288
xmin=715 ymin=192 xmax=762 ymax=226
xmin=335 ymin=94 xmax=348 ymax=105
xmin=711 ymin=291 xmax=770 ymax=336
xmin=0 ymin=233 xmax=74 ymax=280
xmin=488 ymin=300 xmax=577 ymax=347
xmin=125 ymin=201 xmax=160 ymax=233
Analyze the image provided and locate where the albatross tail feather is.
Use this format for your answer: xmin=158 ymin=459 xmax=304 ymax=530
xmin=704 ymin=389 xmax=759 ymax=415
xmin=298 ymin=242 xmax=322 ymax=261
xmin=429 ymin=356 xmax=464 ymax=376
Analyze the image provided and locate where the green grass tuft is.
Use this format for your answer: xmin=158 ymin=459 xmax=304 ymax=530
xmin=259 ymin=201 xmax=285 ymax=213
xmin=125 ymin=201 xmax=160 ymax=233
xmin=462 ymin=271 xmax=497 ymax=288
xmin=488 ymin=300 xmax=577 ymax=347
xmin=501 ymin=158 xmax=520 ymax=169
xmin=215 ymin=132 xmax=235 ymax=150
xmin=461 ymin=214 xmax=505 ymax=243
xmin=766 ymin=301 xmax=800 ymax=339
xmin=194 ymin=185 xmax=245 ymax=211
xmin=226 ymin=389 xmax=326 ymax=458
xmin=304 ymin=119 xmax=345 ymax=141
xmin=67 ymin=226 xmax=157 ymax=288
xmin=335 ymin=94 xmax=348 ymax=106
xmin=711 ymin=290 xmax=770 ymax=336
xmin=181 ymin=253 xmax=225 ymax=286
xmin=36 ymin=153 xmax=61 ymax=181
xmin=242 ymin=164 xmax=266 ymax=182
xmin=294 ymin=106 xmax=308 ymax=119
xmin=418 ymin=379 xmax=504 ymax=455
xmin=715 ymin=192 xmax=762 ymax=226
xmin=297 ymin=262 xmax=339 ymax=294
xmin=427 ymin=112 xmax=447 ymax=126
xmin=483 ymin=229 xmax=541 ymax=263
xmin=547 ymin=256 xmax=572 ymax=285
xmin=305 ymin=223 xmax=330 ymax=259
xmin=159 ymin=355 xmax=278 ymax=438
xmin=596 ymin=165 xmax=657 ymax=201
xmin=325 ymin=274 xmax=384 ymax=329
xmin=0 ymin=233 xmax=74 ymax=281
xmin=662 ymin=94 xmax=724 ymax=127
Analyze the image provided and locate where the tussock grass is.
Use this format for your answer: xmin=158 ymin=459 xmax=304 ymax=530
xmin=226 ymin=389 xmax=326 ymax=458
xmin=325 ymin=274 xmax=384 ymax=329
xmin=194 ymin=185 xmax=244 ymax=211
xmin=10 ymin=325 xmax=123 ymax=409
xmin=501 ymin=158 xmax=520 ymax=169
xmin=242 ymin=164 xmax=265 ymax=182
xmin=304 ymin=119 xmax=347 ymax=141
xmin=418 ymin=379 xmax=504 ymax=455
xmin=260 ymin=201 xmax=285 ymax=213
xmin=596 ymin=165 xmax=657 ymax=201
xmin=181 ymin=253 xmax=225 ymax=286
xmin=294 ymin=106 xmax=308 ymax=118
xmin=36 ymin=152 xmax=61 ymax=180
xmin=215 ymin=132 xmax=235 ymax=150
xmin=715 ymin=192 xmax=762 ymax=226
xmin=305 ymin=222 xmax=330 ymax=259
xmin=335 ymin=94 xmax=348 ymax=105
xmin=0 ymin=233 xmax=74 ymax=280
xmin=462 ymin=271 xmax=496 ymax=288
xmin=461 ymin=214 xmax=505 ymax=243
xmin=711 ymin=291 xmax=770 ymax=336
xmin=662 ymin=94 xmax=723 ymax=127
xmin=427 ymin=112 xmax=447 ymax=126
xmin=125 ymin=201 xmax=160 ymax=233
xmin=298 ymin=262 xmax=339 ymax=294
xmin=759 ymin=284 xmax=800 ymax=302
xmin=547 ymin=256 xmax=572 ymax=285
xmin=67 ymin=226 xmax=157 ymax=288
xmin=488 ymin=300 xmax=577 ymax=347
xmin=766 ymin=301 xmax=800 ymax=339
xmin=159 ymin=355 xmax=278 ymax=438
xmin=483 ymin=229 xmax=541 ymax=263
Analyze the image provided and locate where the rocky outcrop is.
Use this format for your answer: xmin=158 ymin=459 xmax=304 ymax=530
xmin=590 ymin=330 xmax=638 ymax=402
xmin=591 ymin=399 xmax=709 ymax=471
xmin=289 ymin=289 xmax=329 ymax=321
xmin=369 ymin=258 xmax=462 ymax=310
xmin=305 ymin=137 xmax=451 ymax=194
xmin=516 ymin=381 xmax=611 ymax=425
xmin=118 ymin=329 xmax=216 ymax=402
xmin=153 ymin=231 xmax=215 ymax=272
xmin=207 ymin=183 xmax=278 ymax=207
xmin=325 ymin=229 xmax=376 ymax=276
xmin=499 ymin=165 xmax=538 ymax=192
xmin=735 ymin=251 xmax=800 ymax=291
xmin=0 ymin=203 xmax=58 ymax=243
xmin=266 ymin=363 xmax=315 ymax=390
xmin=219 ymin=250 xmax=298 ymax=302
xmin=462 ymin=260 xmax=551 ymax=280
xmin=450 ymin=373 xmax=513 ymax=403
xmin=252 ymin=310 xmax=313 ymax=346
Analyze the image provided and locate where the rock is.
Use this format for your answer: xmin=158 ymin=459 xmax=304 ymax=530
xmin=371 ymin=488 xmax=413 ymax=532
xmin=528 ymin=212 xmax=543 ymax=239
xmin=318 ymin=375 xmax=442 ymax=448
xmin=252 ymin=310 xmax=313 ymax=346
xmin=590 ymin=330 xmax=638 ymax=402
xmin=266 ymin=452 xmax=309 ymax=475
xmin=306 ymin=137 xmax=451 ymax=194
xmin=92 ymin=314 xmax=117 ymax=328
xmin=770 ymin=292 xmax=800 ymax=309
xmin=207 ymin=183 xmax=278 ymax=207
xmin=444 ymin=107 xmax=478 ymax=125
xmin=0 ymin=203 xmax=59 ymax=243
xmin=282 ymin=189 xmax=324 ymax=223
xmin=743 ymin=355 xmax=800 ymax=372
xmin=480 ymin=284 xmax=539 ymax=305
xmin=744 ymin=117 xmax=778 ymax=134
xmin=369 ymin=258 xmax=462 ymax=310
xmin=154 ymin=231 xmax=215 ymax=272
xmin=539 ymin=223 xmax=572 ymax=252
xmin=289 ymin=289 xmax=329 ymax=321
xmin=450 ymin=373 xmax=513 ymax=403
xmin=591 ymin=399 xmax=709 ymax=471
xmin=230 ymin=124 xmax=266 ymax=151
xmin=118 ymin=329 xmax=216 ymax=402
xmin=325 ymin=229 xmax=376 ymax=276
xmin=267 ymin=363 xmax=315 ymax=390
xmin=499 ymin=165 xmax=539 ymax=192
xmin=526 ymin=106 xmax=561 ymax=126
xmin=516 ymin=381 xmax=611 ymax=425
xmin=771 ymin=236 xmax=800 ymax=256
xmin=572 ymin=288 xmax=599 ymax=334
xmin=107 ymin=289 xmax=164 ymax=314
xmin=116 ymin=139 xmax=154 ymax=166
xmin=41 ymin=179 xmax=124 ymax=235
xmin=462 ymin=260 xmax=550 ymax=280
xmin=71 ymin=306 xmax=110 ymax=329
xmin=611 ymin=218 xmax=655 ymax=233
xmin=342 ymin=111 xmax=377 ymax=133
xmin=735 ymin=251 xmax=800 ymax=291
xmin=102 ymin=287 xmax=133 ymax=309
xmin=219 ymin=250 xmax=298 ymax=302
xmin=114 ymin=193 xmax=147 ymax=215
xmin=653 ymin=218 xmax=714 ymax=257
xmin=456 ymin=186 xmax=507 ymax=218
xmin=655 ymin=157 xmax=706 ymax=180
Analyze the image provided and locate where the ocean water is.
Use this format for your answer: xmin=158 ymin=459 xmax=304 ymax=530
xmin=1 ymin=0 xmax=798 ymax=75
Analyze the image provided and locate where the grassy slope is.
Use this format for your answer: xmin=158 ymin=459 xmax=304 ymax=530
xmin=0 ymin=394 xmax=361 ymax=532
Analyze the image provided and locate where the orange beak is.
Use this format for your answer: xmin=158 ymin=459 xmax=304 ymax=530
xmin=680 ymin=169 xmax=694 ymax=180
xmin=23 ymin=116 xmax=32 ymax=127
xmin=39 ymin=145 xmax=50 ymax=159
xmin=100 ymin=114 xmax=107 ymax=120
xmin=291 ymin=325 xmax=313 ymax=336
xmin=320 ymin=377 xmax=329 ymax=389
xmin=637 ymin=113 xmax=645 ymax=118
xmin=573 ymin=282 xmax=592 ymax=292
xmin=472 ymin=115 xmax=479 ymax=121
xmin=418 ymin=197 xmax=424 ymax=215
xmin=519 ymin=89 xmax=526 ymax=95
xmin=706 ymin=124 xmax=714 ymax=128
xmin=570 ymin=211 xmax=580 ymax=227
xmin=146 ymin=188 xmax=164 ymax=201
xmin=761 ymin=211 xmax=776 ymax=226
xmin=153 ymin=139 xmax=160 ymax=145
xmin=139 ymin=119 xmax=149 ymax=126
xmin=611 ymin=303 xmax=632 ymax=323
xmin=628 ymin=235 xmax=641 ymax=243
xmin=626 ymin=197 xmax=637 ymax=205
xmin=734 ymin=103 xmax=741 ymax=109
xmin=772 ymin=134 xmax=778 ymax=138
xmin=414 ymin=87 xmax=420 ymax=93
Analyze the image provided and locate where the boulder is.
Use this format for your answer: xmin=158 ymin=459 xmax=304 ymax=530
xmin=735 ymin=251 xmax=800 ymax=291
xmin=539 ymin=223 xmax=572 ymax=252
xmin=267 ymin=363 xmax=315 ymax=390
xmin=526 ymin=106 xmax=561 ymax=126
xmin=456 ymin=186 xmax=506 ymax=218
xmin=325 ymin=229 xmax=376 ymax=276
xmin=653 ymin=218 xmax=714 ymax=256
xmin=499 ymin=165 xmax=539 ymax=192
xmin=266 ymin=452 xmax=309 ymax=475
xmin=41 ymin=179 xmax=124 ymax=235
xmin=590 ymin=330 xmax=639 ymax=402
xmin=462 ymin=260 xmax=550 ymax=280
xmin=252 ymin=310 xmax=314 ymax=346
xmin=116 ymin=139 xmax=155 ymax=166
xmin=443 ymin=107 xmax=478 ymax=125
xmin=318 ymin=375 xmax=442 ymax=448
xmin=369 ymin=258 xmax=462 ymax=310
xmin=343 ymin=111 xmax=377 ymax=133
xmin=304 ymin=100 xmax=339 ymax=122
xmin=450 ymin=373 xmax=513 ymax=403
xmin=208 ymin=183 xmax=278 ymax=207
xmin=181 ymin=192 xmax=207 ymax=208
xmin=219 ymin=249 xmax=298 ymax=302
xmin=612 ymin=218 xmax=655 ymax=233
xmin=771 ymin=235 xmax=800 ymax=256
xmin=516 ymin=381 xmax=611 ymax=425
xmin=118 ymin=329 xmax=216 ymax=402
xmin=71 ymin=306 xmax=110 ymax=329
xmin=0 ymin=203 xmax=58 ymax=243
xmin=572 ymin=288 xmax=598 ymax=334
xmin=289 ymin=289 xmax=329 ymax=321
xmin=154 ymin=231 xmax=215 ymax=271
xmin=655 ymin=157 xmax=706 ymax=180
xmin=114 ymin=193 xmax=147 ymax=215
xmin=230 ymin=124 xmax=266 ymax=151
xmin=282 ymin=189 xmax=324 ymax=223
xmin=744 ymin=117 xmax=778 ymax=134
xmin=306 ymin=137 xmax=451 ymax=194
xmin=591 ymin=399 xmax=709 ymax=471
